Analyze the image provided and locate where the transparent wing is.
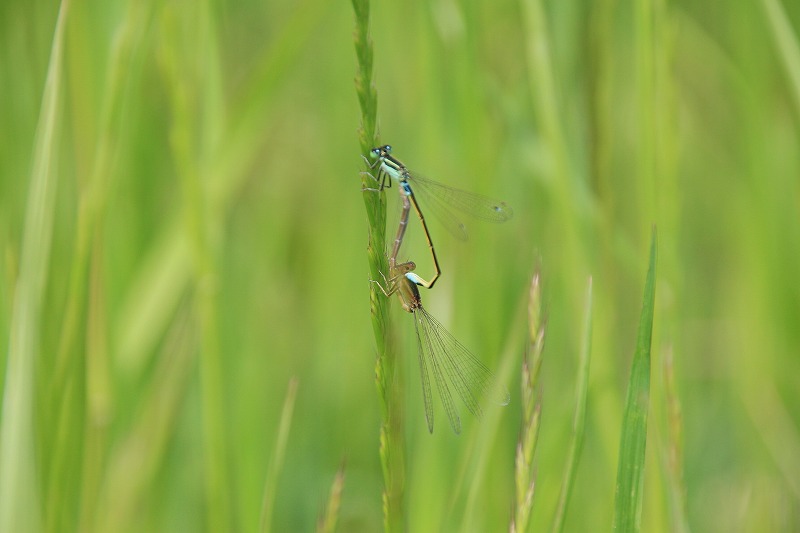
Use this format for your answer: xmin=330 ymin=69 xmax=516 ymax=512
xmin=413 ymin=316 xmax=435 ymax=433
xmin=405 ymin=170 xmax=513 ymax=241
xmin=414 ymin=306 xmax=510 ymax=434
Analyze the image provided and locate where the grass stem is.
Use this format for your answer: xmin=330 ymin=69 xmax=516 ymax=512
xmin=160 ymin=4 xmax=230 ymax=531
xmin=351 ymin=0 xmax=405 ymax=530
xmin=551 ymin=277 xmax=593 ymax=533
xmin=0 ymin=2 xmax=69 ymax=531
xmin=260 ymin=378 xmax=300 ymax=533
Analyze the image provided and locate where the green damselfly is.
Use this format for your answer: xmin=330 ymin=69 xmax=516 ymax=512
xmin=367 ymin=145 xmax=513 ymax=289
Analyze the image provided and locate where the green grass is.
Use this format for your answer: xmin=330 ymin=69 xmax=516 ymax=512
xmin=1 ymin=2 xmax=68 ymax=532
xmin=613 ymin=229 xmax=657 ymax=533
xmin=2 ymin=0 xmax=800 ymax=531
xmin=260 ymin=377 xmax=299 ymax=533
xmin=552 ymin=276 xmax=593 ymax=533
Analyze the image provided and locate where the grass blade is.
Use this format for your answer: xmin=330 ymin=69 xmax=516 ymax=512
xmin=660 ymin=346 xmax=691 ymax=533
xmin=114 ymin=2 xmax=331 ymax=376
xmin=159 ymin=2 xmax=230 ymax=530
xmin=47 ymin=4 xmax=152 ymax=530
xmin=760 ymin=0 xmax=800 ymax=120
xmin=551 ymin=276 xmax=593 ymax=533
xmin=0 ymin=2 xmax=69 ymax=531
xmin=317 ymin=462 xmax=347 ymax=533
xmin=259 ymin=378 xmax=300 ymax=533
xmin=744 ymin=384 xmax=800 ymax=502
xmin=613 ymin=228 xmax=657 ymax=533
xmin=453 ymin=283 xmax=527 ymax=533
xmin=520 ymin=0 xmax=581 ymax=273
xmin=94 ymin=309 xmax=195 ymax=531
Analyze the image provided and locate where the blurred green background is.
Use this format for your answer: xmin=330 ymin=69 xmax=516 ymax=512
xmin=2 ymin=0 xmax=800 ymax=531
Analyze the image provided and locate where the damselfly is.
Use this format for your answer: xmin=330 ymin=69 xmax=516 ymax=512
xmin=368 ymin=145 xmax=513 ymax=288
xmin=374 ymin=259 xmax=510 ymax=434
xmin=374 ymin=189 xmax=510 ymax=433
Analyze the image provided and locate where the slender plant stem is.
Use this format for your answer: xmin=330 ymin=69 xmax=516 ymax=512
xmin=0 ymin=2 xmax=69 ymax=532
xmin=94 ymin=309 xmax=194 ymax=531
xmin=661 ymin=346 xmax=691 ymax=533
xmin=114 ymin=3 xmax=328 ymax=377
xmin=351 ymin=1 xmax=405 ymax=531
xmin=521 ymin=0 xmax=582 ymax=278
xmin=317 ymin=462 xmax=347 ymax=533
xmin=551 ymin=277 xmax=593 ymax=533
xmin=760 ymin=0 xmax=800 ymax=120
xmin=160 ymin=4 xmax=230 ymax=531
xmin=260 ymin=378 xmax=300 ymax=533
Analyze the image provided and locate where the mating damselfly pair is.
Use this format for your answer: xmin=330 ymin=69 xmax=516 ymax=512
xmin=365 ymin=145 xmax=513 ymax=434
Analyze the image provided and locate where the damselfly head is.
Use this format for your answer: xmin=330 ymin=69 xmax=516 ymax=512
xmin=370 ymin=145 xmax=392 ymax=159
xmin=393 ymin=260 xmax=416 ymax=275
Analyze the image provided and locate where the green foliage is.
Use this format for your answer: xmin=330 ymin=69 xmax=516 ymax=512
xmin=552 ymin=276 xmax=593 ymax=533
xmin=317 ymin=462 xmax=346 ymax=533
xmin=613 ymin=229 xmax=657 ymax=533
xmin=2 ymin=0 xmax=800 ymax=531
xmin=260 ymin=378 xmax=299 ymax=533
xmin=1 ymin=3 xmax=68 ymax=532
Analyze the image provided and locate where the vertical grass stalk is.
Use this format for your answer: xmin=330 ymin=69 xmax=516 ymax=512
xmin=77 ymin=241 xmax=114 ymax=533
xmin=46 ymin=4 xmax=151 ymax=531
xmin=115 ymin=3 xmax=329 ymax=377
xmin=259 ymin=378 xmax=299 ymax=533
xmin=635 ymin=0 xmax=657 ymax=231
xmin=0 ymin=2 xmax=69 ymax=531
xmin=93 ymin=309 xmax=195 ymax=531
xmin=316 ymin=462 xmax=347 ymax=533
xmin=351 ymin=1 xmax=405 ymax=531
xmin=160 ymin=4 xmax=230 ymax=531
xmin=613 ymin=228 xmax=657 ymax=533
xmin=661 ymin=347 xmax=691 ymax=533
xmin=510 ymin=271 xmax=545 ymax=533
xmin=520 ymin=0 xmax=582 ymax=278
xmin=551 ymin=277 xmax=593 ymax=533
xmin=760 ymin=0 xmax=800 ymax=121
